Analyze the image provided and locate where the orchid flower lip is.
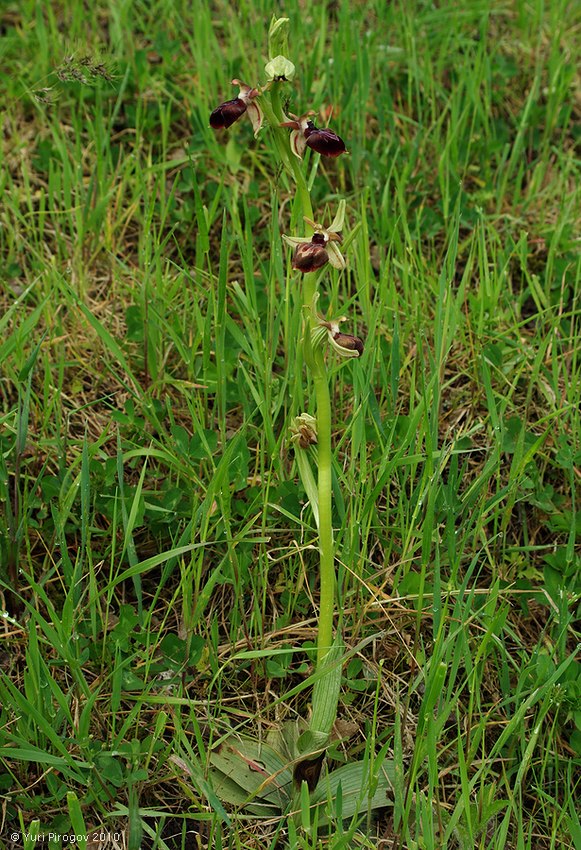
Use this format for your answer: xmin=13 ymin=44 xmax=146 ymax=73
xmin=333 ymin=332 xmax=364 ymax=356
xmin=280 ymin=111 xmax=347 ymax=158
xmin=305 ymin=126 xmax=347 ymax=157
xmin=318 ymin=317 xmax=364 ymax=357
xmin=209 ymin=79 xmax=264 ymax=136
xmin=291 ymin=241 xmax=329 ymax=273
xmin=283 ymin=204 xmax=347 ymax=271
xmin=209 ymin=97 xmax=247 ymax=130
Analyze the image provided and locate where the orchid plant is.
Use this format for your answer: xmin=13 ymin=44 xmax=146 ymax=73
xmin=204 ymin=16 xmax=394 ymax=834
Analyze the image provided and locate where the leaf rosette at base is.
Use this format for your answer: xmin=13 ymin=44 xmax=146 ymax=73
xmin=207 ymin=721 xmax=395 ymax=828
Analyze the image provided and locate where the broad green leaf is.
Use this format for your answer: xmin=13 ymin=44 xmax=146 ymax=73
xmin=311 ymin=760 xmax=396 ymax=825
xmin=208 ymin=736 xmax=292 ymax=811
xmin=308 ymin=635 xmax=344 ymax=741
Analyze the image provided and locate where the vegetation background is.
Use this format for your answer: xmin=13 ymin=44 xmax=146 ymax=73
xmin=0 ymin=0 xmax=579 ymax=848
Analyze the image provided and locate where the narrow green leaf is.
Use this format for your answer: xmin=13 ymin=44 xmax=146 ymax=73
xmin=67 ymin=791 xmax=87 ymax=849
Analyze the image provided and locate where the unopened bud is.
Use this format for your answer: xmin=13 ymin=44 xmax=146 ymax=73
xmin=290 ymin=413 xmax=318 ymax=448
xmin=265 ymin=55 xmax=296 ymax=82
xmin=268 ymin=16 xmax=290 ymax=59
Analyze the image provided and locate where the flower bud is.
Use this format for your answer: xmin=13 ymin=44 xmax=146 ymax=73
xmin=268 ymin=16 xmax=290 ymax=59
xmin=265 ymin=55 xmax=296 ymax=82
xmin=290 ymin=413 xmax=318 ymax=448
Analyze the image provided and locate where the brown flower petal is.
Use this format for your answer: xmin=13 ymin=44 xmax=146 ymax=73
xmin=210 ymin=97 xmax=247 ymax=129
xmin=333 ymin=332 xmax=364 ymax=355
xmin=304 ymin=122 xmax=346 ymax=157
xmin=297 ymin=422 xmax=317 ymax=448
xmin=292 ymin=237 xmax=329 ymax=273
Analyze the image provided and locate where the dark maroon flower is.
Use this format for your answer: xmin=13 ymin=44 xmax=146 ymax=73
xmin=292 ymin=233 xmax=329 ymax=273
xmin=209 ymin=80 xmax=263 ymax=136
xmin=283 ymin=209 xmax=346 ymax=274
xmin=210 ymin=97 xmax=247 ymax=129
xmin=280 ymin=112 xmax=347 ymax=159
xmin=303 ymin=122 xmax=346 ymax=157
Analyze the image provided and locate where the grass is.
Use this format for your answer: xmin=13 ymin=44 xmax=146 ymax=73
xmin=1 ymin=0 xmax=580 ymax=848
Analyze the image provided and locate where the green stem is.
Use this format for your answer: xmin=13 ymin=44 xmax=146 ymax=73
xmin=312 ymin=348 xmax=335 ymax=665
xmin=264 ymin=84 xmax=314 ymax=225
xmin=265 ymin=81 xmax=335 ymax=666
xmin=259 ymin=91 xmax=293 ymax=175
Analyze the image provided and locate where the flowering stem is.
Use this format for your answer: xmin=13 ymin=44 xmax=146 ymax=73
xmin=264 ymin=84 xmax=335 ymax=668
xmin=258 ymin=92 xmax=292 ymax=176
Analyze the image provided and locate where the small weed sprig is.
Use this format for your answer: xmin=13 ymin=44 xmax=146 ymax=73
xmin=30 ymin=49 xmax=114 ymax=105
xmin=56 ymin=52 xmax=114 ymax=85
xmin=206 ymin=16 xmax=393 ymax=832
